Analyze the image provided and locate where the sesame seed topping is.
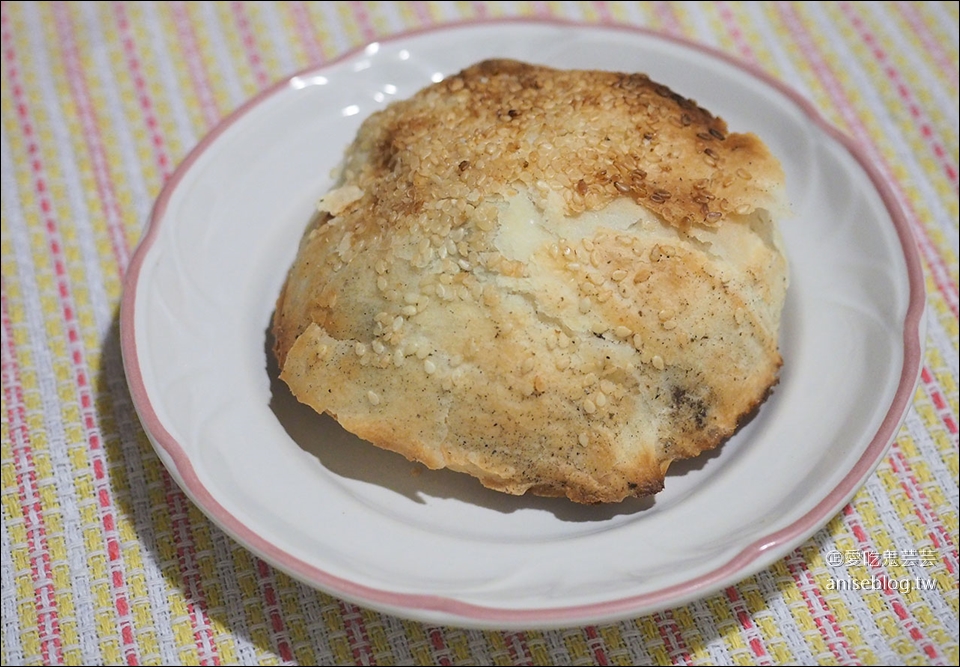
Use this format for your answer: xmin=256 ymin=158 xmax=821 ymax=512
xmin=578 ymin=432 xmax=589 ymax=446
xmin=582 ymin=399 xmax=596 ymax=414
xmin=354 ymin=342 xmax=368 ymax=357
xmin=367 ymin=390 xmax=380 ymax=405
xmin=424 ymin=359 xmax=437 ymax=374
xmin=652 ymin=355 xmax=665 ymax=370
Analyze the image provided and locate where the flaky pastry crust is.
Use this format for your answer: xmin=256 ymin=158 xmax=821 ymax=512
xmin=273 ymin=59 xmax=789 ymax=503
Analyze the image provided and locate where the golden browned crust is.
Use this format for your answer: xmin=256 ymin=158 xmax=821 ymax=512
xmin=273 ymin=59 xmax=789 ymax=503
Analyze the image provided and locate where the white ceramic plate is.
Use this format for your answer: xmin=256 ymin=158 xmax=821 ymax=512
xmin=121 ymin=19 xmax=925 ymax=629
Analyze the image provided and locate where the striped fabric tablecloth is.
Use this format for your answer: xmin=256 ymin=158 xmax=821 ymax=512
xmin=1 ymin=2 xmax=957 ymax=665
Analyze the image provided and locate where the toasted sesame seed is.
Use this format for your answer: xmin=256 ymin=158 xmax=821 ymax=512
xmin=652 ymin=355 xmax=665 ymax=370
xmin=355 ymin=342 xmax=368 ymax=357
xmin=367 ymin=390 xmax=380 ymax=405
xmin=392 ymin=316 xmax=404 ymax=331
xmin=632 ymin=333 xmax=644 ymax=350
xmin=615 ymin=325 xmax=632 ymax=338
xmin=595 ymin=392 xmax=607 ymax=408
xmin=650 ymin=245 xmax=662 ymax=262
xmin=423 ymin=359 xmax=437 ymax=375
xmin=372 ymin=340 xmax=385 ymax=355
xmin=522 ymin=357 xmax=535 ymax=374
xmin=611 ymin=269 xmax=627 ymax=282
xmin=582 ymin=399 xmax=596 ymax=414
xmin=556 ymin=355 xmax=571 ymax=371
xmin=376 ymin=276 xmax=388 ymax=291
xmin=600 ymin=379 xmax=616 ymax=395
xmin=579 ymin=297 xmax=592 ymax=313
xmin=578 ymin=432 xmax=589 ymax=446
xmin=662 ymin=319 xmax=677 ymax=330
xmin=393 ymin=349 xmax=405 ymax=366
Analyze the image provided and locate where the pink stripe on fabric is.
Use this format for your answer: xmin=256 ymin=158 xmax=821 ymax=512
xmin=724 ymin=587 xmax=771 ymax=664
xmin=584 ymin=626 xmax=611 ymax=665
xmin=895 ymin=2 xmax=960 ymax=89
xmin=51 ymin=3 xmax=130 ymax=274
xmin=841 ymin=506 xmax=941 ymax=662
xmin=349 ymin=1 xmax=379 ymax=42
xmin=170 ymin=3 xmax=223 ymax=128
xmin=652 ymin=611 xmax=692 ymax=664
xmin=104 ymin=6 xmax=220 ymax=665
xmin=716 ymin=1 xmax=757 ymax=61
xmin=888 ymin=444 xmax=958 ymax=574
xmin=839 ymin=2 xmax=958 ymax=188
xmin=111 ymin=3 xmax=172 ymax=180
xmin=777 ymin=3 xmax=958 ymax=319
xmin=339 ymin=600 xmax=374 ymax=665
xmin=920 ymin=367 xmax=959 ymax=436
xmin=0 ymin=291 xmax=64 ymax=666
xmin=782 ymin=551 xmax=859 ymax=665
xmin=105 ymin=6 xmax=227 ymax=662
xmin=428 ymin=628 xmax=453 ymax=666
xmin=163 ymin=473 xmax=221 ymax=665
xmin=503 ymin=632 xmax=533 ymax=665
xmin=651 ymin=1 xmax=684 ymax=35
xmin=254 ymin=559 xmax=293 ymax=662
xmin=229 ymin=1 xmax=272 ymax=90
xmin=290 ymin=2 xmax=326 ymax=66
xmin=2 ymin=11 xmax=140 ymax=663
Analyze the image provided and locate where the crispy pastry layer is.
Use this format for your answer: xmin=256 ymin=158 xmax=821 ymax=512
xmin=274 ymin=59 xmax=789 ymax=503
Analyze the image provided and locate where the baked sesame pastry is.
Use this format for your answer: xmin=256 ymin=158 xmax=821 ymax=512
xmin=273 ymin=59 xmax=789 ymax=504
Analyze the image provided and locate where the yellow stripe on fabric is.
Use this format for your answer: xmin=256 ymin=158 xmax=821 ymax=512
xmin=915 ymin=2 xmax=960 ymax=73
xmin=311 ymin=592 xmax=353 ymax=665
xmin=89 ymin=2 xmax=165 ymax=201
xmin=794 ymin=1 xmax=959 ymax=290
xmin=183 ymin=503 xmax=239 ymax=664
xmin=701 ymin=594 xmax=760 ymax=666
xmin=560 ymin=628 xmax=592 ymax=664
xmin=877 ymin=444 xmax=958 ymax=616
xmin=267 ymin=570 xmax=316 ymax=666
xmin=758 ymin=2 xmax=847 ymax=131
xmin=833 ymin=494 xmax=949 ymax=662
xmin=148 ymin=2 xmax=218 ymax=134
xmin=179 ymin=2 xmax=237 ymax=121
xmin=440 ymin=628 xmax=476 ymax=665
xmin=273 ymin=4 xmax=327 ymax=69
xmin=5 ymin=6 xmax=124 ymax=663
xmin=797 ymin=539 xmax=880 ymax=664
xmin=632 ymin=616 xmax=672 ymax=665
xmin=401 ymin=621 xmax=438 ymax=666
xmin=821 ymin=2 xmax=959 ymax=224
xmin=116 ymin=2 xmax=191 ymax=162
xmin=233 ymin=1 xmax=287 ymax=84
xmin=0 ymin=277 xmax=41 ymax=665
xmin=48 ymin=4 xmax=174 ymax=661
xmin=112 ymin=6 xmax=248 ymax=663
xmin=881 ymin=4 xmax=959 ymax=140
xmin=766 ymin=558 xmax=836 ymax=662
xmin=736 ymin=576 xmax=796 ymax=665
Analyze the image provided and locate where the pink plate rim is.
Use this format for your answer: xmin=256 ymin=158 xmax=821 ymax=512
xmin=120 ymin=16 xmax=926 ymax=627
